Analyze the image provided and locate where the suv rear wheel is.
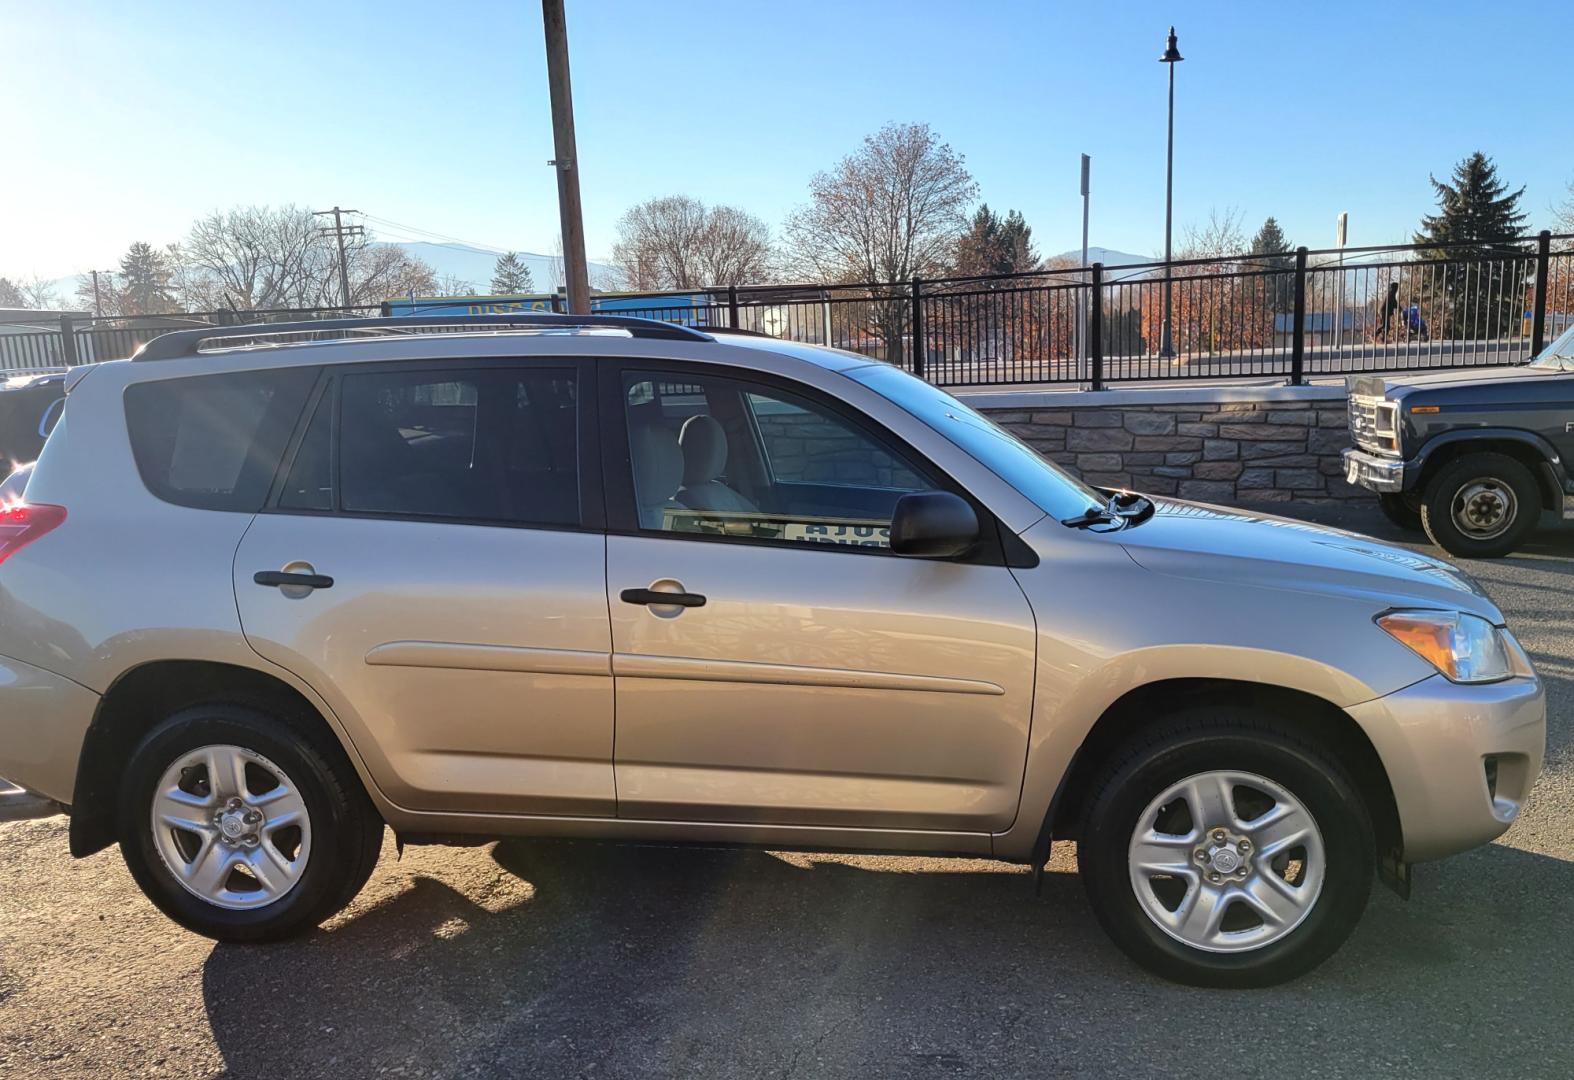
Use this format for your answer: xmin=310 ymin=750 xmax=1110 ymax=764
xmin=118 ymin=702 xmax=383 ymax=942
xmin=1420 ymin=451 xmax=1540 ymax=558
xmin=1078 ymin=708 xmax=1374 ymax=987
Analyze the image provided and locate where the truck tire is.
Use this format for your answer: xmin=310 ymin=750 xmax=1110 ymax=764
xmin=1420 ymin=452 xmax=1540 ymax=559
xmin=1376 ymin=492 xmax=1423 ymax=532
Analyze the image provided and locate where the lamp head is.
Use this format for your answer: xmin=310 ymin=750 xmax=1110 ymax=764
xmin=1160 ymin=27 xmax=1183 ymax=63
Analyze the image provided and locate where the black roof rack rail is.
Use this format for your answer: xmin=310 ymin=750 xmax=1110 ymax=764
xmin=130 ymin=313 xmax=715 ymax=361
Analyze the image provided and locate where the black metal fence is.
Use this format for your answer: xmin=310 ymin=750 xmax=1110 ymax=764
xmin=4 ymin=233 xmax=1570 ymax=388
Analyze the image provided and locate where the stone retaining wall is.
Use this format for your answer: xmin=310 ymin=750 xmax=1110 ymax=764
xmin=961 ymin=386 xmax=1366 ymax=504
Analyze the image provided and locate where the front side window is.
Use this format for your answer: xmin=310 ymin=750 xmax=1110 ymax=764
xmin=326 ymin=367 xmax=579 ymax=527
xmin=622 ymin=370 xmax=937 ymax=550
xmin=125 ymin=367 xmax=317 ymax=511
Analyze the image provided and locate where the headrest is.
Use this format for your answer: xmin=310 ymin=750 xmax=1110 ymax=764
xmin=678 ymin=414 xmax=728 ymax=486
xmin=630 ymin=423 xmax=683 ymax=504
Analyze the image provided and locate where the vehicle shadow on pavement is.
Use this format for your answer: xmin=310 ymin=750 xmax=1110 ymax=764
xmin=200 ymin=834 xmax=1574 ymax=1079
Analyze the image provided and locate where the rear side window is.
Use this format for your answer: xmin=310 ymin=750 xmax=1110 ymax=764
xmin=333 ymin=367 xmax=580 ymax=527
xmin=124 ymin=368 xmax=317 ymax=511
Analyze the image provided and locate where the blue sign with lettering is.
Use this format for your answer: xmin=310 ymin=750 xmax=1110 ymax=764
xmin=384 ymin=292 xmax=714 ymax=325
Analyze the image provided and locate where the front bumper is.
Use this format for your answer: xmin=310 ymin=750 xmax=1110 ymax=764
xmin=0 ymin=652 xmax=99 ymax=805
xmin=1342 ymin=448 xmax=1407 ymax=493
xmin=1346 ymin=672 xmax=1546 ymax=862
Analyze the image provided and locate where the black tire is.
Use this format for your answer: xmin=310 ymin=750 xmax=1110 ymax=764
xmin=1419 ymin=451 xmax=1540 ymax=559
xmin=1078 ymin=708 xmax=1374 ymax=988
xmin=1376 ymin=492 xmax=1424 ymax=532
xmin=118 ymin=702 xmax=383 ymax=943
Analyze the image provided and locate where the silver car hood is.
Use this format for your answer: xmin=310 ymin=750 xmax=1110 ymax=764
xmin=1114 ymin=499 xmax=1503 ymax=621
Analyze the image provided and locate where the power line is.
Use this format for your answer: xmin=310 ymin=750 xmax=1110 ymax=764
xmin=356 ymin=213 xmax=514 ymax=256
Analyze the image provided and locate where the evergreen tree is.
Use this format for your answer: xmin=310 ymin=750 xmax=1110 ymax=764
xmin=1249 ymin=216 xmax=1295 ymax=313
xmin=117 ymin=242 xmax=175 ymax=315
xmin=490 ymin=252 xmax=536 ymax=295
xmin=1413 ymin=152 xmax=1528 ymax=338
xmin=953 ymin=204 xmax=1040 ymax=278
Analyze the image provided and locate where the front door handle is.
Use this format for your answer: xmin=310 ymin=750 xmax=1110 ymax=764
xmin=254 ymin=570 xmax=334 ymax=590
xmin=620 ymin=587 xmax=706 ymax=608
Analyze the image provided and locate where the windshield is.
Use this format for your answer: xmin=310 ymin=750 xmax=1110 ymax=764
xmin=849 ymin=364 xmax=1105 ymax=521
xmin=1531 ymin=324 xmax=1574 ymax=372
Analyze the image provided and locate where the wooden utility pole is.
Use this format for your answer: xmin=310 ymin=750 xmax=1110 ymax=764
xmin=542 ymin=0 xmax=590 ymax=314
xmin=314 ymin=207 xmax=364 ymax=309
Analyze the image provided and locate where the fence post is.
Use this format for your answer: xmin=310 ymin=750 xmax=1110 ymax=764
xmin=551 ymin=293 xmax=564 ymax=314
xmin=58 ymin=314 xmax=79 ymax=367
xmin=910 ymin=278 xmax=925 ymax=380
xmin=727 ymin=284 xmax=740 ymax=329
xmin=1531 ymin=229 xmax=1551 ymax=358
xmin=1089 ymin=263 xmax=1104 ymax=391
xmin=1289 ymin=246 xmax=1308 ymax=386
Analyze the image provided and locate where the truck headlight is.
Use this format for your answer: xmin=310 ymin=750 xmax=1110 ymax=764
xmin=1376 ymin=610 xmax=1513 ymax=683
xmin=1374 ymin=400 xmax=1400 ymax=451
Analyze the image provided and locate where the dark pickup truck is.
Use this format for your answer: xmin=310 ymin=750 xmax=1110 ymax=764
xmin=1342 ymin=325 xmax=1574 ymax=557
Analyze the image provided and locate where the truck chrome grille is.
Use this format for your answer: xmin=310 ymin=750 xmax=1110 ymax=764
xmin=1348 ymin=394 xmax=1397 ymax=454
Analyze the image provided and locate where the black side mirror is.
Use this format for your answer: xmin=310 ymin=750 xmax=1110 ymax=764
xmin=889 ymin=491 xmax=979 ymax=558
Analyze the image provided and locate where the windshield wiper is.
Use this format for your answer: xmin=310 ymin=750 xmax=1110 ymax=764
xmin=1062 ymin=505 xmax=1114 ymax=528
xmin=1062 ymin=491 xmax=1155 ymax=529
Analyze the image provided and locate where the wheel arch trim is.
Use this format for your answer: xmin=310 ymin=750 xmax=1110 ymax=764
xmin=69 ymin=656 xmax=387 ymax=857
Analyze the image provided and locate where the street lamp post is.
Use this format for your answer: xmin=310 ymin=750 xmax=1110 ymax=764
xmin=1158 ymin=26 xmax=1183 ymax=361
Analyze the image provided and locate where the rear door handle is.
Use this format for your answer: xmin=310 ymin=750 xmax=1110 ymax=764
xmin=254 ymin=570 xmax=334 ymax=590
xmin=620 ymin=587 xmax=706 ymax=608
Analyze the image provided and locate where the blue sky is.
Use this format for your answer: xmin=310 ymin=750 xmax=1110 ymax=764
xmin=3 ymin=0 xmax=1571 ymax=281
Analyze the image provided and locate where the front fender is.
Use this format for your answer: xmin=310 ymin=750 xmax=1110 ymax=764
xmin=992 ymin=642 xmax=1393 ymax=861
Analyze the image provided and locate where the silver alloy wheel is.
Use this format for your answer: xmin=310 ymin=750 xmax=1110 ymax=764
xmin=149 ymin=744 xmax=313 ymax=911
xmin=1127 ymin=770 xmax=1325 ymax=954
xmin=1452 ymin=479 xmax=1517 ymax=540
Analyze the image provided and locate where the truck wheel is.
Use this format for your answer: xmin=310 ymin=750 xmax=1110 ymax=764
xmin=1420 ymin=452 xmax=1540 ymax=559
xmin=1078 ymin=708 xmax=1374 ymax=988
xmin=1376 ymin=492 xmax=1423 ymax=532
xmin=117 ymin=702 xmax=383 ymax=942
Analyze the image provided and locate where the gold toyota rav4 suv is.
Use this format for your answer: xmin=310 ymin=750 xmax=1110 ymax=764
xmin=0 ymin=316 xmax=1545 ymax=987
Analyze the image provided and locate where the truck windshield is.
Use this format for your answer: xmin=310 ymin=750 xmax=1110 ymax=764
xmin=849 ymin=363 xmax=1106 ymax=522
xmin=1531 ymin=324 xmax=1574 ymax=371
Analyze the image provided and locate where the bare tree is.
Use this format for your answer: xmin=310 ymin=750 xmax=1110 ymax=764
xmin=173 ymin=206 xmax=435 ymax=311
xmin=75 ymin=272 xmax=118 ymax=316
xmin=697 ymin=205 xmax=774 ymax=286
xmin=181 ymin=205 xmax=323 ymax=310
xmin=1177 ymin=206 xmax=1249 ymax=261
xmin=612 ymin=196 xmax=772 ymax=291
xmin=432 ymin=273 xmax=478 ymax=297
xmin=783 ymin=123 xmax=977 ymax=364
xmin=1140 ymin=208 xmax=1270 ymax=355
xmin=4 ymin=275 xmax=60 ymax=310
xmin=338 ymin=242 xmax=437 ymax=306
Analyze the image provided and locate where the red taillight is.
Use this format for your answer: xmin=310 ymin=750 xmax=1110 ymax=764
xmin=0 ymin=503 xmax=66 ymax=565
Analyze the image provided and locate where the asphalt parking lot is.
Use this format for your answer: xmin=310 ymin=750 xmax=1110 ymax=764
xmin=2 ymin=504 xmax=1572 ymax=1080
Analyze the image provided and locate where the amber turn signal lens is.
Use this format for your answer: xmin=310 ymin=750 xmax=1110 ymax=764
xmin=1377 ymin=610 xmax=1512 ymax=683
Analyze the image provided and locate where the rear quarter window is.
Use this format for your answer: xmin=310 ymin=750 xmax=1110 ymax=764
xmin=124 ymin=368 xmax=317 ymax=511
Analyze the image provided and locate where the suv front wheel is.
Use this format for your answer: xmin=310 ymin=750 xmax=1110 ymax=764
xmin=118 ymin=702 xmax=384 ymax=942
xmin=1078 ymin=709 xmax=1374 ymax=987
xmin=1420 ymin=451 xmax=1540 ymax=558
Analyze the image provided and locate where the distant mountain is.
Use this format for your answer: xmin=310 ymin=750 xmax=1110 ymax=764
xmin=1049 ymin=247 xmax=1155 ymax=271
xmin=388 ymin=242 xmax=615 ymax=296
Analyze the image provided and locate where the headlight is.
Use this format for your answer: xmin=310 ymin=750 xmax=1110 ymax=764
xmin=1376 ymin=610 xmax=1513 ymax=683
xmin=1374 ymin=400 xmax=1400 ymax=451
